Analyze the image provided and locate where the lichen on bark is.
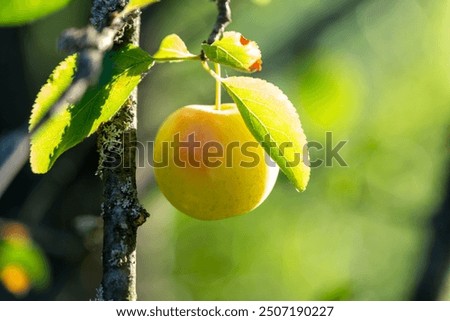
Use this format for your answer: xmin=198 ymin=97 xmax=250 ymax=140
xmin=93 ymin=0 xmax=149 ymax=301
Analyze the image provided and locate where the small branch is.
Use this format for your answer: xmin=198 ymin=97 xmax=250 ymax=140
xmin=0 ymin=1 xmax=132 ymax=200
xmin=207 ymin=0 xmax=231 ymax=44
xmin=0 ymin=127 xmax=30 ymax=198
xmin=37 ymin=11 xmax=130 ymax=134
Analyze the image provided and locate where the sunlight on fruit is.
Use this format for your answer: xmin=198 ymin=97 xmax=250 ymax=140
xmin=153 ymin=104 xmax=279 ymax=220
xmin=0 ymin=264 xmax=31 ymax=297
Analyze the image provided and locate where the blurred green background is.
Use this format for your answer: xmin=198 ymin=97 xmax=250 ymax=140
xmin=0 ymin=0 xmax=449 ymax=300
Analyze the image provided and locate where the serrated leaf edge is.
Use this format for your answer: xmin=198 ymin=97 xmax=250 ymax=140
xmin=29 ymin=54 xmax=77 ymax=131
xmin=30 ymin=48 xmax=154 ymax=174
xmin=222 ymin=76 xmax=310 ymax=191
xmin=201 ymin=31 xmax=262 ymax=73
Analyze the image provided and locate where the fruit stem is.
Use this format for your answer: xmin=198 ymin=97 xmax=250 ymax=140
xmin=214 ymin=63 xmax=222 ymax=110
xmin=201 ymin=60 xmax=221 ymax=81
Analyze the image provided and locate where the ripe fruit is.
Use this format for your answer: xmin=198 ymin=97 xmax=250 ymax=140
xmin=153 ymin=103 xmax=279 ymax=220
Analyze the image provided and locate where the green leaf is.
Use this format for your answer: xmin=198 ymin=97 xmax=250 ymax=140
xmin=30 ymin=45 xmax=154 ymax=174
xmin=125 ymin=0 xmax=160 ymax=12
xmin=202 ymin=31 xmax=262 ymax=73
xmin=222 ymin=76 xmax=310 ymax=191
xmin=0 ymin=0 xmax=71 ymax=26
xmin=153 ymin=34 xmax=198 ymax=62
xmin=29 ymin=55 xmax=77 ymax=130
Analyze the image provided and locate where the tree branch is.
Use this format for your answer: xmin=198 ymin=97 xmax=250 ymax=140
xmin=1 ymin=0 xmax=149 ymax=300
xmin=0 ymin=0 xmax=149 ymax=300
xmin=94 ymin=2 xmax=149 ymax=301
xmin=207 ymin=0 xmax=231 ymax=44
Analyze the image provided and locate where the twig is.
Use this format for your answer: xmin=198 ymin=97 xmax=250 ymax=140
xmin=0 ymin=127 xmax=29 ymax=198
xmin=207 ymin=0 xmax=231 ymax=44
xmin=0 ymin=1 xmax=131 ymax=199
xmin=34 ymin=7 xmax=130 ymax=134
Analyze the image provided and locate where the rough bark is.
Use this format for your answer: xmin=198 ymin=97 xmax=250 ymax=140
xmin=94 ymin=1 xmax=149 ymax=301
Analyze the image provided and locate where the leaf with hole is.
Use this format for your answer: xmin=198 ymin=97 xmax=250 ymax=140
xmin=153 ymin=34 xmax=198 ymax=62
xmin=0 ymin=0 xmax=71 ymax=26
xmin=29 ymin=45 xmax=154 ymax=174
xmin=221 ymin=76 xmax=310 ymax=191
xmin=202 ymin=31 xmax=262 ymax=72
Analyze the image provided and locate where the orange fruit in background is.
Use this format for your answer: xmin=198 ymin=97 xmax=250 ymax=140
xmin=153 ymin=104 xmax=279 ymax=220
xmin=0 ymin=264 xmax=31 ymax=297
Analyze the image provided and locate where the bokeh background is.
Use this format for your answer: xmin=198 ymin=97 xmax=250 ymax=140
xmin=0 ymin=0 xmax=449 ymax=300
